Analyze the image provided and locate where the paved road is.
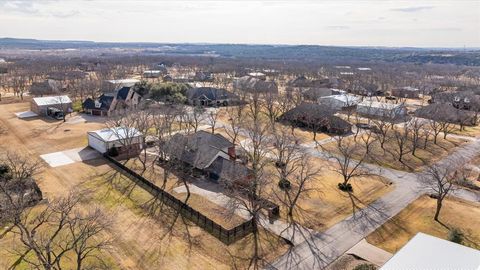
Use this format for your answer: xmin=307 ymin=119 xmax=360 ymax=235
xmin=269 ymin=137 xmax=480 ymax=270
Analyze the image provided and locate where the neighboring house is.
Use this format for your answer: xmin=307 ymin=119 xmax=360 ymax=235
xmin=380 ymin=233 xmax=480 ymax=270
xmin=143 ymin=70 xmax=163 ymax=78
xmin=30 ymin=95 xmax=72 ymax=116
xmin=357 ymin=101 xmax=407 ymax=120
xmin=248 ymin=72 xmax=267 ymax=80
xmin=391 ymin=86 xmax=420 ymax=98
xmin=348 ymin=83 xmax=382 ymax=96
xmin=29 ymin=79 xmax=65 ymax=96
xmin=165 ymin=131 xmax=252 ymax=186
xmin=288 ymin=75 xmax=312 ymax=88
xmin=415 ymin=103 xmax=476 ymax=126
xmin=302 ymin=88 xmax=341 ymax=101
xmin=318 ymin=94 xmax=360 ymax=111
xmin=82 ymin=86 xmax=142 ymax=116
xmin=104 ymin=79 xmax=140 ymax=92
xmin=233 ymin=76 xmax=278 ymax=94
xmin=186 ymin=87 xmax=240 ymax=106
xmin=87 ymin=127 xmax=144 ymax=156
xmin=279 ymin=103 xmax=352 ymax=135
xmin=194 ymin=71 xmax=214 ymax=82
xmin=431 ymin=91 xmax=480 ymax=111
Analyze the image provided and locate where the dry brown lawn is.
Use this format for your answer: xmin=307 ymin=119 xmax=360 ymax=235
xmin=265 ymin=158 xmax=393 ymax=232
xmin=321 ymin=131 xmax=466 ymax=172
xmin=452 ymin=124 xmax=480 ymax=137
xmin=366 ymin=196 xmax=480 ymax=253
xmin=0 ymin=102 xmax=288 ymax=269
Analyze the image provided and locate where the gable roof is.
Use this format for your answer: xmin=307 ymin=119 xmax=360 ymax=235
xmin=165 ymin=131 xmax=234 ymax=169
xmin=303 ymin=88 xmax=335 ymax=101
xmin=234 ymin=76 xmax=278 ymax=93
xmin=279 ymin=103 xmax=352 ymax=131
xmin=32 ymin=95 xmax=71 ymax=106
xmin=88 ymin=127 xmax=142 ymax=142
xmin=186 ymin=87 xmax=238 ymax=101
xmin=82 ymin=94 xmax=114 ymax=111
xmin=116 ymin=87 xmax=131 ymax=100
xmin=415 ymin=103 xmax=475 ymax=124
xmin=381 ymin=233 xmax=480 ymax=270
xmin=205 ymin=156 xmax=252 ymax=184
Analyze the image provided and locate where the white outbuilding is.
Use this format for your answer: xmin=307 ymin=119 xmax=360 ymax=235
xmin=357 ymin=101 xmax=407 ymax=119
xmin=318 ymin=94 xmax=360 ymax=110
xmin=30 ymin=95 xmax=72 ymax=116
xmin=381 ymin=232 xmax=480 ymax=270
xmin=87 ymin=127 xmax=144 ymax=155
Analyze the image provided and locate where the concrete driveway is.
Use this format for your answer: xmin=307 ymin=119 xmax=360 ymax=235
xmin=40 ymin=147 xmax=100 ymax=167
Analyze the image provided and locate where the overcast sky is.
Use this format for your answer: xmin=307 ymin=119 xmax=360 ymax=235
xmin=0 ymin=0 xmax=479 ymax=47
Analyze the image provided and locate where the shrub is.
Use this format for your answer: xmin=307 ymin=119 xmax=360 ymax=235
xmin=278 ymin=178 xmax=291 ymax=190
xmin=72 ymin=100 xmax=83 ymax=112
xmin=353 ymin=263 xmax=377 ymax=270
xmin=338 ymin=182 xmax=353 ymax=192
xmin=448 ymin=228 xmax=464 ymax=244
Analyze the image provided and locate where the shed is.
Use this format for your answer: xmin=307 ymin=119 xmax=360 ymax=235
xmin=30 ymin=95 xmax=72 ymax=116
xmin=87 ymin=127 xmax=144 ymax=155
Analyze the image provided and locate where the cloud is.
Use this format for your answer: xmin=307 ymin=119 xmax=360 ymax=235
xmin=391 ymin=6 xmax=435 ymax=12
xmin=0 ymin=0 xmax=79 ymax=18
xmin=325 ymin=25 xmax=350 ymax=30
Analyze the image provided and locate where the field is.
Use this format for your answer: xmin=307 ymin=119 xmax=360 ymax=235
xmin=366 ymin=195 xmax=480 ymax=253
xmin=0 ymin=102 xmax=287 ymax=269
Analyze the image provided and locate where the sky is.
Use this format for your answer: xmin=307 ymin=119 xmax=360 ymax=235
xmin=0 ymin=0 xmax=479 ymax=47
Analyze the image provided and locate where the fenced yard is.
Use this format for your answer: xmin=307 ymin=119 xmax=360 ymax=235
xmin=104 ymin=154 xmax=255 ymax=244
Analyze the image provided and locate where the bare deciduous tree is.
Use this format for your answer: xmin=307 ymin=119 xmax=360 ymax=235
xmin=421 ymin=161 xmax=460 ymax=221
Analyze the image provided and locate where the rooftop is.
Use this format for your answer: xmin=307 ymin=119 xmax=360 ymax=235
xmin=32 ymin=95 xmax=72 ymax=106
xmin=88 ymin=127 xmax=142 ymax=142
xmin=381 ymin=233 xmax=480 ymax=270
xmin=358 ymin=101 xmax=404 ymax=109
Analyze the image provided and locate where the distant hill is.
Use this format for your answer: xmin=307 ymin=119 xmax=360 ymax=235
xmin=1 ymin=38 xmax=479 ymax=66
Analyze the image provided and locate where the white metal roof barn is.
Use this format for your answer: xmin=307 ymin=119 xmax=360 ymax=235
xmin=30 ymin=95 xmax=72 ymax=115
xmin=87 ymin=127 xmax=143 ymax=154
xmin=381 ymin=232 xmax=480 ymax=270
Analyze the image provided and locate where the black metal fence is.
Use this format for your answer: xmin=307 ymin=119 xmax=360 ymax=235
xmin=104 ymin=154 xmax=255 ymax=244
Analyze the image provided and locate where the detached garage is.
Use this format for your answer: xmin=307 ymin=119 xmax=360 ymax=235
xmin=87 ymin=127 xmax=144 ymax=157
xmin=31 ymin=95 xmax=72 ymax=116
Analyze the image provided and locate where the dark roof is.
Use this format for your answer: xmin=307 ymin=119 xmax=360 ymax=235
xmin=302 ymin=88 xmax=334 ymax=101
xmin=433 ymin=91 xmax=480 ymax=105
xmin=205 ymin=156 xmax=252 ymax=184
xmin=186 ymin=87 xmax=238 ymax=101
xmin=288 ymin=76 xmax=311 ymax=87
xmin=165 ymin=131 xmax=233 ymax=169
xmin=279 ymin=103 xmax=352 ymax=131
xmin=415 ymin=103 xmax=475 ymax=124
xmin=116 ymin=87 xmax=131 ymax=100
xmin=82 ymin=94 xmax=114 ymax=111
